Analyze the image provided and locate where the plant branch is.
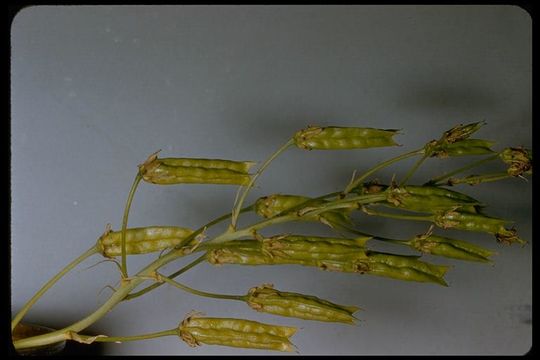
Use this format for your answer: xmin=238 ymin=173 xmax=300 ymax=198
xmin=158 ymin=273 xmax=246 ymax=301
xmin=447 ymin=171 xmax=529 ymax=186
xmin=120 ymin=173 xmax=142 ymax=278
xmin=425 ymin=154 xmax=500 ymax=186
xmin=72 ymin=329 xmax=178 ymax=343
xmin=11 ymin=245 xmax=99 ymax=331
xmin=230 ymin=138 xmax=294 ymax=230
xmin=343 ymin=148 xmax=423 ymax=195
xmin=124 ymin=254 xmax=207 ymax=301
xmin=400 ymin=153 xmax=429 ymax=186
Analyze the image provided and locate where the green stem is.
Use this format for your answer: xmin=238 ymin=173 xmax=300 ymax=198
xmin=158 ymin=273 xmax=246 ymax=301
xmin=11 ymin=245 xmax=99 ymax=331
xmin=13 ymin=247 xmax=183 ymax=350
xmin=74 ymin=329 xmax=178 ymax=343
xmin=120 ymin=173 xmax=142 ymax=278
xmin=448 ymin=172 xmax=519 ymax=186
xmin=124 ymin=254 xmax=207 ymax=301
xmin=230 ymin=138 xmax=294 ymax=230
xmin=400 ymin=153 xmax=429 ymax=186
xmin=426 ymin=154 xmax=500 ymax=186
xmin=330 ymin=222 xmax=407 ymax=244
xmin=344 ymin=148 xmax=423 ymax=194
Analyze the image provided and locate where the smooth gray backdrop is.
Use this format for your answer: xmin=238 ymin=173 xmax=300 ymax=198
xmin=11 ymin=5 xmax=532 ymax=355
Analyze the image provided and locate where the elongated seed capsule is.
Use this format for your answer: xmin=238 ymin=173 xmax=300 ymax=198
xmin=254 ymin=194 xmax=354 ymax=227
xmin=279 ymin=235 xmax=371 ymax=247
xmin=500 ymin=147 xmax=533 ymax=176
xmin=359 ymin=260 xmax=448 ymax=286
xmin=430 ymin=139 xmax=495 ymax=158
xmin=352 ymin=183 xmax=480 ymax=205
xmin=433 ymin=211 xmax=526 ymax=245
xmin=207 ymin=236 xmax=447 ymax=284
xmin=433 ymin=210 xmax=510 ymax=233
xmin=407 ymin=233 xmax=494 ymax=262
xmin=404 ymin=185 xmax=480 ymax=203
xmin=317 ymin=253 xmax=449 ymax=285
xmin=262 ymin=236 xmax=370 ymax=261
xmin=246 ymin=284 xmax=360 ymax=324
xmin=385 ymin=186 xmax=481 ymax=213
xmin=207 ymin=241 xmax=274 ymax=266
xmin=255 ymin=194 xmax=351 ymax=221
xmin=255 ymin=194 xmax=313 ymax=218
xmin=138 ymin=153 xmax=254 ymax=185
xmin=294 ymin=126 xmax=400 ymax=150
xmin=96 ymin=226 xmax=194 ymax=257
xmin=159 ymin=158 xmax=256 ymax=173
xmin=366 ymin=251 xmax=449 ymax=277
xmin=178 ymin=315 xmax=297 ymax=352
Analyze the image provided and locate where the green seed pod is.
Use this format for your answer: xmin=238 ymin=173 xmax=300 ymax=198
xmin=254 ymin=194 xmax=313 ymax=218
xmin=385 ymin=185 xmax=481 ymax=213
xmin=407 ymin=232 xmax=494 ymax=262
xmin=96 ymin=226 xmax=194 ymax=257
xmin=263 ymin=235 xmax=369 ymax=259
xmin=178 ymin=314 xmax=297 ymax=352
xmin=404 ymin=185 xmax=480 ymax=203
xmin=246 ymin=284 xmax=360 ymax=324
xmin=431 ymin=139 xmax=495 ymax=158
xmin=293 ymin=126 xmax=399 ymax=150
xmin=254 ymin=194 xmax=354 ymax=229
xmin=500 ymin=147 xmax=532 ymax=176
xmin=159 ymin=158 xmax=256 ymax=173
xmin=364 ymin=251 xmax=449 ymax=285
xmin=207 ymin=236 xmax=447 ymax=285
xmin=360 ymin=259 xmax=448 ymax=286
xmin=138 ymin=152 xmax=254 ymax=185
xmin=206 ymin=240 xmax=273 ymax=266
xmin=433 ymin=210 xmax=511 ymax=234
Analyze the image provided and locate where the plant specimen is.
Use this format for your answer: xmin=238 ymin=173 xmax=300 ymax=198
xmin=11 ymin=122 xmax=532 ymax=353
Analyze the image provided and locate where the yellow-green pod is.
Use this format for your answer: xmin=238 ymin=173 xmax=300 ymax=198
xmin=431 ymin=139 xmax=495 ymax=158
xmin=293 ymin=126 xmax=400 ymax=150
xmin=361 ymin=260 xmax=448 ymax=286
xmin=254 ymin=194 xmax=313 ymax=218
xmin=367 ymin=251 xmax=449 ymax=277
xmin=178 ymin=315 xmax=297 ymax=352
xmin=207 ymin=236 xmax=447 ymax=284
xmin=315 ymin=253 xmax=448 ymax=285
xmin=278 ymin=235 xmax=371 ymax=248
xmin=160 ymin=158 xmax=256 ymax=173
xmin=500 ymin=147 xmax=532 ymax=176
xmin=96 ymin=226 xmax=194 ymax=257
xmin=262 ymin=235 xmax=369 ymax=263
xmin=404 ymin=186 xmax=479 ymax=204
xmin=254 ymin=194 xmax=354 ymax=228
xmin=246 ymin=284 xmax=360 ymax=324
xmin=138 ymin=153 xmax=254 ymax=185
xmin=206 ymin=241 xmax=273 ymax=266
xmin=386 ymin=186 xmax=481 ymax=213
xmin=408 ymin=233 xmax=494 ymax=262
xmin=433 ymin=210 xmax=510 ymax=234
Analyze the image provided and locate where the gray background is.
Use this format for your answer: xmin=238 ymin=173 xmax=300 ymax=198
xmin=11 ymin=5 xmax=532 ymax=355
